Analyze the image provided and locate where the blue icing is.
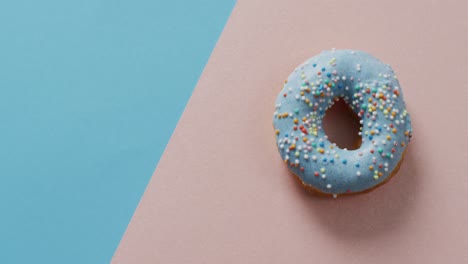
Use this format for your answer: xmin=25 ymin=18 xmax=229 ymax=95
xmin=273 ymin=50 xmax=413 ymax=195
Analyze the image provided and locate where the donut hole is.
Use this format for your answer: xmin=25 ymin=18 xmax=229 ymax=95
xmin=322 ymin=98 xmax=362 ymax=150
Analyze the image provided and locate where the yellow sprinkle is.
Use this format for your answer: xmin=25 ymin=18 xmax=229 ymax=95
xmin=293 ymin=118 xmax=298 ymax=124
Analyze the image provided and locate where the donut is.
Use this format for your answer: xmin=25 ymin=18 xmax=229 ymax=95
xmin=273 ymin=50 xmax=413 ymax=197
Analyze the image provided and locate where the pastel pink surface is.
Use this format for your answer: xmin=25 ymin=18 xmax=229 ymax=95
xmin=113 ymin=0 xmax=468 ymax=263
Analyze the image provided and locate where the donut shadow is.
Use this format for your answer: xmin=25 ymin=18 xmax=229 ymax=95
xmin=292 ymin=147 xmax=421 ymax=240
xmin=291 ymin=100 xmax=422 ymax=240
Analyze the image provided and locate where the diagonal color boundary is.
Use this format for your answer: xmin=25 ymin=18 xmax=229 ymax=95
xmin=0 ymin=1 xmax=236 ymax=263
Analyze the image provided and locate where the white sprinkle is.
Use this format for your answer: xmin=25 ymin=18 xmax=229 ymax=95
xmin=356 ymin=171 xmax=361 ymax=176
xmin=326 ymin=184 xmax=332 ymax=189
xmin=312 ymin=155 xmax=317 ymax=161
xmin=332 ymin=194 xmax=338 ymax=198
xmin=304 ymin=154 xmax=309 ymax=160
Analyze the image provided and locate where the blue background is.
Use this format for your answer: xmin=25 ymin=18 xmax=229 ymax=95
xmin=0 ymin=0 xmax=235 ymax=263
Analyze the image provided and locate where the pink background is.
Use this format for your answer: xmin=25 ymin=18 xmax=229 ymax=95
xmin=113 ymin=0 xmax=468 ymax=263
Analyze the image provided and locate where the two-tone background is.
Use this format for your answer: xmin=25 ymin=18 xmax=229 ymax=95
xmin=0 ymin=0 xmax=235 ymax=263
xmin=2 ymin=0 xmax=468 ymax=263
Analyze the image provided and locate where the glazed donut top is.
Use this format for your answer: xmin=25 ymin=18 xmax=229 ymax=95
xmin=273 ymin=50 xmax=412 ymax=196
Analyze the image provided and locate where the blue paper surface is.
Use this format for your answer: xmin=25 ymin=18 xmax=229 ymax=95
xmin=0 ymin=0 xmax=235 ymax=263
